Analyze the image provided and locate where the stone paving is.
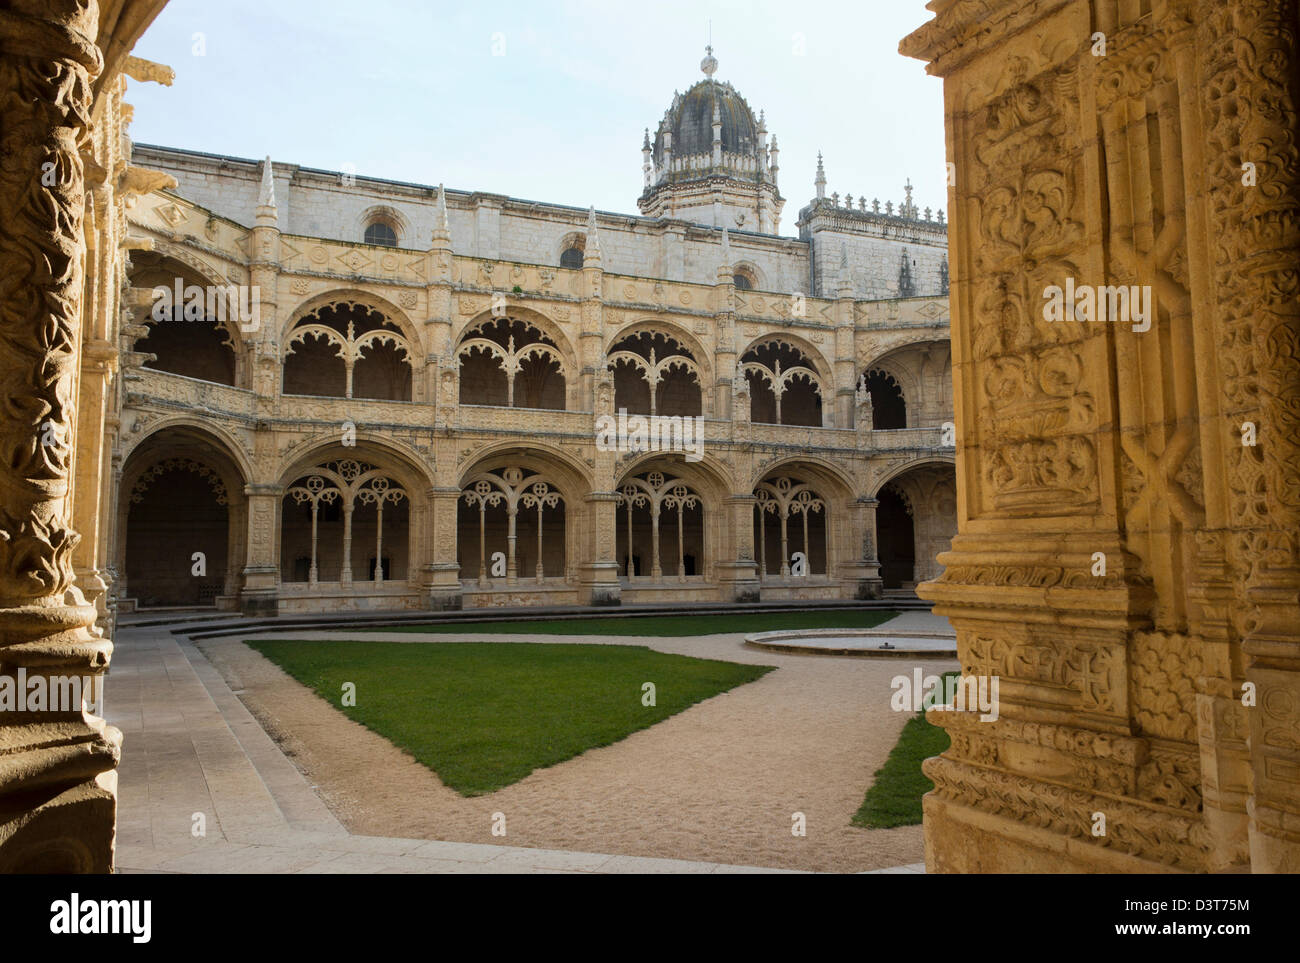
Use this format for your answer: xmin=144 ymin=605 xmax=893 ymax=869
xmin=106 ymin=618 xmax=929 ymax=874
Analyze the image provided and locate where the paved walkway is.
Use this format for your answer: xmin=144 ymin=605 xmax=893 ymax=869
xmin=106 ymin=620 xmax=930 ymax=874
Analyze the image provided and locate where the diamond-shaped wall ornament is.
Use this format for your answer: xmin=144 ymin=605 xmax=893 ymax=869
xmin=339 ymin=249 xmax=370 ymax=273
xmin=158 ymin=202 xmax=188 ymax=227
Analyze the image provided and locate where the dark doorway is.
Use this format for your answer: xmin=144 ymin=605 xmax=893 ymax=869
xmin=126 ymin=466 xmax=228 ymax=606
xmin=876 ymin=484 xmax=915 ymax=589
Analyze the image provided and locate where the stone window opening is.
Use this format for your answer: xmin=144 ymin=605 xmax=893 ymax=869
xmin=731 ymin=263 xmax=760 ymax=290
xmin=754 ymin=476 xmax=828 ymax=579
xmin=862 ymin=368 xmax=907 ymax=429
xmin=741 ymin=340 xmax=825 ymax=426
xmin=616 ymin=471 xmax=704 ymax=582
xmin=128 ymin=254 xmax=239 ymax=386
xmin=283 ymin=302 xmax=414 ymax=400
xmin=282 ymin=460 xmax=408 ymax=586
xmin=557 ymin=231 xmax=587 ymax=269
xmin=459 ymin=467 xmax=567 ymax=586
xmin=363 ymin=218 xmax=399 ymax=247
xmin=606 ymin=331 xmax=702 ymax=417
xmin=457 ymin=317 xmax=567 ymax=409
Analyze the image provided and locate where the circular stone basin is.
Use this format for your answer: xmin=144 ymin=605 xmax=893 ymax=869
xmin=744 ymin=628 xmax=958 ymax=658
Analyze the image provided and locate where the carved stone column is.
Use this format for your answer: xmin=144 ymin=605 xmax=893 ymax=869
xmin=717 ymin=494 xmax=760 ymax=603
xmin=240 ymin=483 xmax=281 ymax=615
xmin=903 ymin=0 xmax=1299 ymax=873
xmin=426 ymin=484 xmax=464 ymax=611
xmin=851 ymin=495 xmax=882 ymax=600
xmin=580 ymin=372 xmax=621 ymax=607
xmin=0 ymin=0 xmax=118 ymax=872
xmin=579 ymin=492 xmax=622 ymax=607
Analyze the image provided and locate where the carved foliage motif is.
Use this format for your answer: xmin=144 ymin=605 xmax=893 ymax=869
xmin=924 ymin=756 xmax=1208 ymax=870
xmin=965 ymin=56 xmax=1098 ymax=514
xmin=0 ymin=5 xmax=101 ymax=600
xmin=1129 ymin=631 xmax=1202 ymax=743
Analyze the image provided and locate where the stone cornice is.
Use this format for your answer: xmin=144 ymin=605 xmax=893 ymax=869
xmin=900 ymin=0 xmax=1075 ymax=76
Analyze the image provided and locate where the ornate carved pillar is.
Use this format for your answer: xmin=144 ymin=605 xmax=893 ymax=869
xmin=714 ymin=259 xmax=737 ymax=420
xmin=579 ymin=491 xmax=622 ymax=606
xmin=426 ymin=481 xmax=464 ymax=610
xmin=1194 ymin=0 xmax=1300 ymax=874
xmin=579 ymin=208 xmax=604 ymax=412
xmin=0 ymin=0 xmax=125 ymax=873
xmin=902 ymin=0 xmax=1299 ymax=873
xmin=833 ymin=272 xmax=855 ymax=429
xmin=848 ymin=495 xmax=881 ymax=600
xmin=241 ymin=483 xmax=280 ymax=614
xmin=579 ymin=370 xmax=621 ymax=606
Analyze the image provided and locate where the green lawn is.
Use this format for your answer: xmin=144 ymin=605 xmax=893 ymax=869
xmin=249 ymin=639 xmax=775 ymax=796
xmin=384 ymin=609 xmax=898 ymax=637
xmin=851 ymin=673 xmax=957 ymax=829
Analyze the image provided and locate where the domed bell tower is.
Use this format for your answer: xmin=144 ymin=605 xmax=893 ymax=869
xmin=638 ymin=47 xmax=785 ymax=235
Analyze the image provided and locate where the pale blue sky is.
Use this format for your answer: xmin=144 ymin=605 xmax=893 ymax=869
xmin=128 ymin=0 xmax=945 ymax=232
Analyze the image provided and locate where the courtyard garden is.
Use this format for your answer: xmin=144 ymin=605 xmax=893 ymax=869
xmin=249 ymin=638 xmax=775 ymax=795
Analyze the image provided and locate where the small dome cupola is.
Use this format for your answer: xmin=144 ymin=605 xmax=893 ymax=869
xmin=638 ymin=46 xmax=785 ymax=235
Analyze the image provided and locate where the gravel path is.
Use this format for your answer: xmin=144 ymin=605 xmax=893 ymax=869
xmin=200 ymin=628 xmax=957 ymax=872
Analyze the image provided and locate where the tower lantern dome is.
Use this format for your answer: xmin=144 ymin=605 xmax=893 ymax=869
xmin=638 ymin=47 xmax=785 ymax=235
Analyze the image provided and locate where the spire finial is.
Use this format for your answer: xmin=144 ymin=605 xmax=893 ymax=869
xmin=436 ymin=183 xmax=448 ymax=231
xmin=585 ymin=205 xmax=602 ymax=260
xmin=815 ymin=152 xmax=826 ymax=200
xmin=258 ymin=156 xmax=276 ymax=210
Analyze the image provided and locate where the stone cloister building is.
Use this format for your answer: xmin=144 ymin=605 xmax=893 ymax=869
xmin=1 ymin=0 xmax=1293 ymax=876
xmin=107 ymin=50 xmax=957 ymax=618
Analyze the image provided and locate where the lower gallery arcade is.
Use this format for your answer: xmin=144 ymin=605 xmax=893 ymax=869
xmin=115 ymin=426 xmax=957 ymax=612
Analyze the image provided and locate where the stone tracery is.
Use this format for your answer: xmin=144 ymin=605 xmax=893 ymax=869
xmin=606 ymin=330 xmax=702 ymax=417
xmin=753 ymin=476 xmax=827 ymax=578
xmin=282 ymin=460 xmax=407 ymax=586
xmin=741 ymin=339 xmax=826 ymax=427
xmin=457 ymin=316 xmax=567 ymax=410
xmin=283 ymin=302 xmax=415 ymax=401
xmin=460 ymin=467 xmax=567 ymax=585
xmin=616 ymin=471 xmax=703 ymax=581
